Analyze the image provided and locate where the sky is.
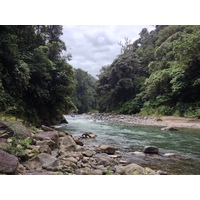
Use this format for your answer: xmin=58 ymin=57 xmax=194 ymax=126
xmin=61 ymin=25 xmax=155 ymax=78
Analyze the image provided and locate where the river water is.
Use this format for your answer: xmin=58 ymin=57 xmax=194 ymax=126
xmin=58 ymin=114 xmax=200 ymax=175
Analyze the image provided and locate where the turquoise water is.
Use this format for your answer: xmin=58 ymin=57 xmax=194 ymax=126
xmin=58 ymin=114 xmax=200 ymax=174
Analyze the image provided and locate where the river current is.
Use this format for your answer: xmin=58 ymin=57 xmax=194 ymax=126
xmin=57 ymin=114 xmax=200 ymax=175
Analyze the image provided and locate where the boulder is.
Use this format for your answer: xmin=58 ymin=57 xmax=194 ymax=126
xmin=58 ymin=132 xmax=66 ymax=137
xmin=0 ymin=138 xmax=7 ymax=149
xmin=64 ymin=157 xmax=78 ymax=164
xmin=59 ymin=135 xmax=77 ymax=151
xmin=144 ymin=167 xmax=159 ymax=175
xmin=82 ymin=150 xmax=96 ymax=157
xmin=36 ymin=138 xmax=56 ymax=151
xmin=161 ymin=126 xmax=178 ymax=131
xmin=41 ymin=125 xmax=55 ymax=132
xmin=81 ymin=132 xmax=97 ymax=138
xmin=133 ymin=151 xmax=146 ymax=157
xmin=0 ymin=121 xmax=31 ymax=139
xmin=93 ymin=153 xmax=115 ymax=167
xmin=24 ymin=153 xmax=58 ymax=170
xmin=115 ymin=163 xmax=158 ymax=175
xmin=73 ymin=136 xmax=84 ymax=146
xmin=99 ymin=145 xmax=117 ymax=155
xmin=0 ymin=150 xmax=19 ymax=174
xmin=34 ymin=131 xmax=59 ymax=147
xmin=39 ymin=145 xmax=51 ymax=154
xmin=143 ymin=146 xmax=159 ymax=154
xmin=75 ymin=167 xmax=101 ymax=175
xmin=163 ymin=153 xmax=176 ymax=157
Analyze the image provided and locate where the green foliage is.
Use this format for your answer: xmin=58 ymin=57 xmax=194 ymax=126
xmin=71 ymin=68 xmax=97 ymax=113
xmin=3 ymin=137 xmax=32 ymax=160
xmin=96 ymin=25 xmax=200 ymax=117
xmin=0 ymin=25 xmax=76 ymax=125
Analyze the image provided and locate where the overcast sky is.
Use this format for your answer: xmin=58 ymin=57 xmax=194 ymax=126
xmin=61 ymin=25 xmax=155 ymax=78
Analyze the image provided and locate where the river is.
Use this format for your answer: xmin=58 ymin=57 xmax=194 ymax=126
xmin=57 ymin=114 xmax=200 ymax=175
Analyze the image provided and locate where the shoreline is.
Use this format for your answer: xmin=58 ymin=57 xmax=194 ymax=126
xmin=88 ymin=113 xmax=200 ymax=130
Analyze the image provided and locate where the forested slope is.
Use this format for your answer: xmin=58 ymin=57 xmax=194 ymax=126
xmin=70 ymin=68 xmax=97 ymax=113
xmin=0 ymin=25 xmax=76 ymax=125
xmin=96 ymin=25 xmax=200 ymax=117
xmin=0 ymin=25 xmax=98 ymax=125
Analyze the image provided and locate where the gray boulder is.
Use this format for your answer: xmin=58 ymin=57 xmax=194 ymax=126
xmin=36 ymin=138 xmax=56 ymax=151
xmin=99 ymin=145 xmax=117 ymax=155
xmin=81 ymin=132 xmax=97 ymax=138
xmin=24 ymin=153 xmax=58 ymax=170
xmin=0 ymin=150 xmax=19 ymax=174
xmin=143 ymin=146 xmax=159 ymax=154
xmin=59 ymin=135 xmax=77 ymax=151
xmin=82 ymin=150 xmax=96 ymax=157
xmin=34 ymin=131 xmax=59 ymax=147
xmin=39 ymin=145 xmax=51 ymax=154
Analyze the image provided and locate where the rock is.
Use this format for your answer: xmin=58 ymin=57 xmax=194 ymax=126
xmin=116 ymin=163 xmax=145 ymax=175
xmin=75 ymin=167 xmax=101 ymax=175
xmin=39 ymin=145 xmax=51 ymax=154
xmin=34 ymin=131 xmax=59 ymax=147
xmin=58 ymin=132 xmax=66 ymax=137
xmin=93 ymin=153 xmax=115 ymax=167
xmin=0 ymin=150 xmax=19 ymax=174
xmin=75 ymin=145 xmax=86 ymax=152
xmin=0 ymin=138 xmax=7 ymax=149
xmin=0 ymin=121 xmax=31 ymax=139
xmin=157 ymin=170 xmax=168 ymax=175
xmin=99 ymin=145 xmax=117 ymax=155
xmin=144 ymin=167 xmax=159 ymax=175
xmin=73 ymin=136 xmax=84 ymax=146
xmin=24 ymin=153 xmax=58 ymax=170
xmin=41 ymin=125 xmax=55 ymax=131
xmin=64 ymin=157 xmax=78 ymax=163
xmin=163 ymin=153 xmax=176 ymax=157
xmin=119 ymin=160 xmax=130 ymax=165
xmin=59 ymin=135 xmax=77 ymax=151
xmin=133 ymin=151 xmax=146 ymax=157
xmin=82 ymin=150 xmax=96 ymax=157
xmin=36 ymin=138 xmax=56 ymax=151
xmin=161 ymin=126 xmax=178 ymax=131
xmin=81 ymin=132 xmax=97 ymax=138
xmin=143 ymin=146 xmax=159 ymax=154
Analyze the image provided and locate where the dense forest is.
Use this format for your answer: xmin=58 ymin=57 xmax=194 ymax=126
xmin=96 ymin=25 xmax=200 ymax=118
xmin=1 ymin=25 xmax=200 ymax=126
xmin=70 ymin=68 xmax=97 ymax=114
xmin=0 ymin=25 xmax=95 ymax=125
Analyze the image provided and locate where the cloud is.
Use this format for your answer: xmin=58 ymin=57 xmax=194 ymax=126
xmin=61 ymin=25 xmax=155 ymax=78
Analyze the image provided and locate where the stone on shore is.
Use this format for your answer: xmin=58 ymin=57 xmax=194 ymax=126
xmin=36 ymin=138 xmax=56 ymax=151
xmin=41 ymin=125 xmax=55 ymax=132
xmin=34 ymin=131 xmax=59 ymax=147
xmin=81 ymin=132 xmax=97 ymax=138
xmin=0 ymin=150 xmax=19 ymax=174
xmin=115 ymin=163 xmax=158 ymax=175
xmin=99 ymin=145 xmax=117 ymax=155
xmin=143 ymin=146 xmax=159 ymax=154
xmin=58 ymin=135 xmax=77 ymax=155
xmin=24 ymin=153 xmax=58 ymax=170
xmin=161 ymin=126 xmax=178 ymax=131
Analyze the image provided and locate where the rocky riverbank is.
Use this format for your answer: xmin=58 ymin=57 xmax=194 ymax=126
xmin=88 ymin=113 xmax=200 ymax=129
xmin=0 ymin=120 xmax=170 ymax=175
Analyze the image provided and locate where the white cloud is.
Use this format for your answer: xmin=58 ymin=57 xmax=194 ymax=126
xmin=61 ymin=25 xmax=155 ymax=78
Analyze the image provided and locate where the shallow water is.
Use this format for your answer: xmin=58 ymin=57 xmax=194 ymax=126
xmin=58 ymin=114 xmax=200 ymax=175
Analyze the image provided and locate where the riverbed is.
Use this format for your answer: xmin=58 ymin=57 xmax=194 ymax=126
xmin=58 ymin=114 xmax=200 ymax=175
